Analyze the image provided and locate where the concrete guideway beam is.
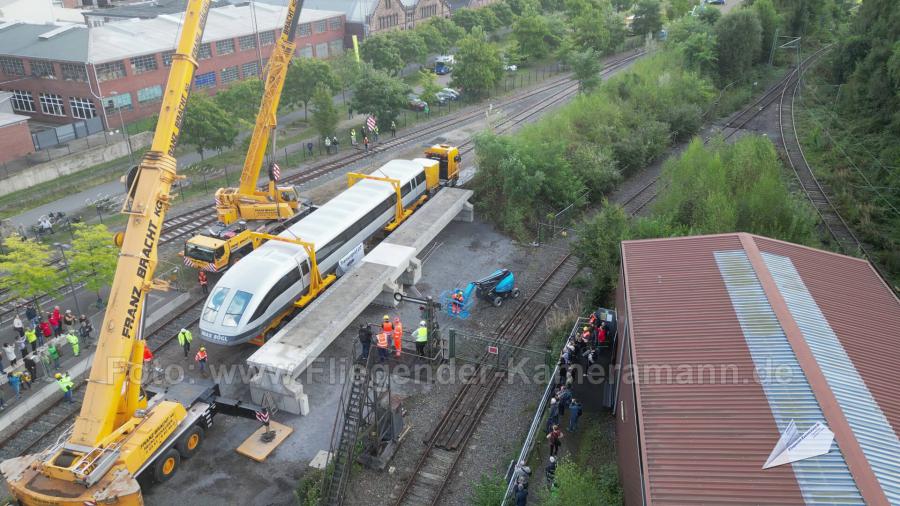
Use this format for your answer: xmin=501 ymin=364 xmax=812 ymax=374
xmin=246 ymin=188 xmax=474 ymax=414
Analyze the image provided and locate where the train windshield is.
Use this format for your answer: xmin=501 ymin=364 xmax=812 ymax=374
xmin=186 ymin=243 xmax=216 ymax=262
xmin=202 ymin=287 xmax=229 ymax=323
xmin=222 ymin=290 xmax=253 ymax=327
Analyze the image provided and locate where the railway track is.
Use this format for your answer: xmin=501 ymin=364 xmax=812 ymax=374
xmin=0 ymin=299 xmax=204 ymax=461
xmin=777 ymin=53 xmax=883 ymax=275
xmin=394 ymin=255 xmax=579 ymax=506
xmin=620 ymin=48 xmax=830 ymax=216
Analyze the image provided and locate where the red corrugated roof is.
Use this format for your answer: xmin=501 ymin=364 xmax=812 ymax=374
xmin=620 ymin=233 xmax=900 ymax=505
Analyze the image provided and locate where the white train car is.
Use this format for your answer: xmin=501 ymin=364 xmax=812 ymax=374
xmin=199 ymin=158 xmax=437 ymax=345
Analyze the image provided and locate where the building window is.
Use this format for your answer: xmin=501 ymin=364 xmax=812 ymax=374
xmin=60 ymin=63 xmax=87 ymax=81
xmin=69 ymin=97 xmax=97 ymax=119
xmin=299 ymin=23 xmax=310 ymax=37
xmin=315 ymin=43 xmax=328 ymax=59
xmin=378 ymin=14 xmax=400 ymax=29
xmin=216 ymin=39 xmax=235 ymax=55
xmin=298 ymin=46 xmax=313 ymax=59
xmin=221 ymin=65 xmax=239 ymax=84
xmin=137 ymin=85 xmax=163 ymax=104
xmin=329 ymin=17 xmax=342 ymax=31
xmin=10 ymin=90 xmax=35 ymax=112
xmin=198 ymin=43 xmax=212 ymax=60
xmin=315 ymin=20 xmax=326 ymax=33
xmin=238 ymin=34 xmax=257 ymax=51
xmin=195 ymin=71 xmax=216 ymax=89
xmin=30 ymin=60 xmax=56 ymax=78
xmin=129 ymin=54 xmax=158 ymax=75
xmin=259 ymin=31 xmax=275 ymax=46
xmin=240 ymin=61 xmax=259 ymax=78
xmin=420 ymin=5 xmax=437 ymax=18
xmin=385 ymin=0 xmax=391 ymax=7
xmin=39 ymin=93 xmax=65 ymax=116
xmin=96 ymin=61 xmax=126 ymax=82
xmin=104 ymin=92 xmax=132 ymax=111
xmin=329 ymin=39 xmax=344 ymax=56
xmin=162 ymin=50 xmax=175 ymax=67
xmin=0 ymin=57 xmax=25 ymax=76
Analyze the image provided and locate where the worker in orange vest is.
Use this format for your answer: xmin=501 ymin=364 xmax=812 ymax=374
xmin=451 ymin=290 xmax=464 ymax=315
xmin=381 ymin=315 xmax=393 ymax=334
xmin=198 ymin=271 xmax=208 ymax=295
xmin=375 ymin=331 xmax=389 ymax=362
xmin=392 ymin=316 xmax=403 ymax=357
xmin=195 ymin=346 xmax=208 ymax=373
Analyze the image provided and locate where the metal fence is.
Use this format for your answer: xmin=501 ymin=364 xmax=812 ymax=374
xmin=32 ymin=116 xmax=104 ymax=150
xmin=449 ymin=329 xmax=549 ymax=371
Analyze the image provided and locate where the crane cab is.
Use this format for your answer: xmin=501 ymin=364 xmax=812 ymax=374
xmin=424 ymin=144 xmax=461 ymax=185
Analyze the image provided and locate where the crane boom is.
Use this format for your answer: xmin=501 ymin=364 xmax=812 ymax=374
xmin=71 ymin=0 xmax=210 ymax=447
xmin=214 ymin=0 xmax=305 ymax=224
xmin=0 ymin=1 xmax=213 ymax=504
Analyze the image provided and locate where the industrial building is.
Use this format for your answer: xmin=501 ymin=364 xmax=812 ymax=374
xmin=0 ymin=3 xmax=345 ymax=127
xmin=615 ymin=233 xmax=900 ymax=505
xmin=302 ymin=0 xmax=450 ymax=43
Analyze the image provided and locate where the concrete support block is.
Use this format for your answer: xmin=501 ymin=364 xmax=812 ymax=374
xmin=454 ymin=201 xmax=474 ymax=223
xmin=373 ymin=279 xmax=403 ymax=308
xmin=398 ymin=257 xmax=422 ymax=286
xmin=249 ymin=368 xmax=309 ymax=416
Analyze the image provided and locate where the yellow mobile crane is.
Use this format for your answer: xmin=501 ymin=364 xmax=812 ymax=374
xmin=183 ymin=0 xmax=311 ymax=273
xmin=0 ymin=1 xmax=217 ymax=503
xmin=213 ymin=0 xmax=305 ymax=224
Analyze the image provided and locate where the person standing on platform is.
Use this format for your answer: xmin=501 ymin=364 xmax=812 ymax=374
xmin=79 ymin=315 xmax=93 ymax=347
xmin=47 ymin=343 xmax=61 ymax=369
xmin=38 ymin=319 xmax=52 ymax=346
xmin=390 ymin=121 xmax=396 ymax=137
xmin=376 ymin=331 xmax=389 ymax=362
xmin=12 ymin=314 xmax=23 ymax=338
xmin=546 ymin=425 xmax=563 ymax=457
xmin=66 ymin=331 xmax=80 ymax=357
xmin=3 ymin=342 xmax=17 ymax=366
xmin=23 ymin=354 xmax=38 ymax=381
xmin=414 ymin=321 xmax=428 ymax=357
xmin=25 ymin=304 xmax=38 ymax=328
xmin=195 ymin=346 xmax=208 ymax=373
xmin=63 ymin=310 xmax=76 ymax=331
xmin=358 ymin=324 xmax=372 ymax=360
xmin=568 ymin=398 xmax=582 ymax=432
xmin=25 ymin=327 xmax=37 ymax=353
xmin=392 ymin=316 xmax=403 ymax=357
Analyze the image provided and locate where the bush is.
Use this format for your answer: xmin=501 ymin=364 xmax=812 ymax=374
xmin=470 ymin=471 xmax=507 ymax=506
xmin=294 ymin=468 xmax=324 ymax=505
xmin=543 ymin=460 xmax=623 ymax=506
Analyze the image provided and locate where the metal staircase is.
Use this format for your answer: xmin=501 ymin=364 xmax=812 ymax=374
xmin=320 ymin=352 xmax=373 ymax=506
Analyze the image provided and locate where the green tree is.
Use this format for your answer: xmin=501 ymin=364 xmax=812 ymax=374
xmin=752 ymin=0 xmax=779 ymax=64
xmin=513 ymin=13 xmax=560 ymax=60
xmin=419 ymin=16 xmax=465 ymax=51
xmin=679 ymin=31 xmax=718 ymax=76
xmin=570 ymin=1 xmax=625 ymax=54
xmin=611 ymin=0 xmax=632 ymax=10
xmin=667 ymin=0 xmax=695 ymax=19
xmin=350 ymin=67 xmax=408 ymax=129
xmin=181 ymin=93 xmax=237 ymax=160
xmin=714 ymin=9 xmax=762 ymax=84
xmin=418 ymin=69 xmax=444 ymax=108
xmin=698 ymin=6 xmax=721 ymax=25
xmin=574 ymin=203 xmax=630 ymax=303
xmin=69 ymin=223 xmax=117 ymax=300
xmin=476 ymin=7 xmax=501 ymax=32
xmin=392 ymin=29 xmax=428 ymax=65
xmin=283 ymin=58 xmax=339 ymax=119
xmin=359 ymin=35 xmax=404 ymax=75
xmin=631 ymin=0 xmax=662 ymax=37
xmin=0 ymin=235 xmax=56 ymax=312
xmin=452 ymin=27 xmax=503 ymax=97
xmin=330 ymin=53 xmax=363 ymax=97
xmin=310 ymin=84 xmax=339 ymax=140
xmin=213 ymin=78 xmax=263 ymax=127
xmin=452 ymin=8 xmax=483 ymax=32
xmin=488 ymin=1 xmax=515 ymax=26
xmin=414 ymin=22 xmax=449 ymax=55
xmin=569 ymin=48 xmax=604 ymax=91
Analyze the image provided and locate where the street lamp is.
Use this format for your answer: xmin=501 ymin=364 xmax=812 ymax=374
xmin=109 ymin=91 xmax=134 ymax=166
xmin=54 ymin=243 xmax=82 ymax=317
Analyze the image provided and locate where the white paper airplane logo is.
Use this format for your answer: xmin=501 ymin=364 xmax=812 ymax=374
xmin=763 ymin=420 xmax=835 ymax=469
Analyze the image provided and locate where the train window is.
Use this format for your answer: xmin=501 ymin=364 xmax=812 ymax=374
xmin=202 ymin=287 xmax=229 ymax=323
xmin=222 ymin=290 xmax=253 ymax=327
xmin=415 ymin=173 xmax=425 ymax=187
xmin=301 ymin=261 xmax=310 ymax=276
xmin=249 ymin=268 xmax=301 ymax=322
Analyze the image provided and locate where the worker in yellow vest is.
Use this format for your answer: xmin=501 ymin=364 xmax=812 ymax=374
xmin=376 ymin=331 xmax=389 ymax=362
xmin=66 ymin=330 xmax=80 ymax=357
xmin=414 ymin=321 xmax=428 ymax=358
xmin=392 ymin=316 xmax=403 ymax=357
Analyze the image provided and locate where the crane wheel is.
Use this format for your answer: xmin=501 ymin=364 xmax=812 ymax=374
xmin=154 ymin=449 xmax=181 ymax=483
xmin=176 ymin=425 xmax=204 ymax=459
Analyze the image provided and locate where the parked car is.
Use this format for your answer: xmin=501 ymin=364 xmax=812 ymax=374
xmin=407 ymin=95 xmax=427 ymax=111
xmin=441 ymin=88 xmax=460 ymax=100
xmin=505 ymin=64 xmax=518 ymax=72
xmin=435 ymin=62 xmax=452 ymax=75
xmin=436 ymin=91 xmax=456 ymax=104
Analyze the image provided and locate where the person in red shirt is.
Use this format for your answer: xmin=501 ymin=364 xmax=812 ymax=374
xmin=48 ymin=309 xmax=61 ymax=337
xmin=39 ymin=320 xmax=53 ymax=344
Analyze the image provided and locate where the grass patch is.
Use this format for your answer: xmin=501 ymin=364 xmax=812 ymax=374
xmin=470 ymin=471 xmax=508 ymax=506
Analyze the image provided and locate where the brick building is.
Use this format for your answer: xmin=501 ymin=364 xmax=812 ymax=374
xmin=302 ymin=0 xmax=450 ymax=44
xmin=0 ymin=91 xmax=33 ymax=164
xmin=0 ymin=3 xmax=345 ymax=127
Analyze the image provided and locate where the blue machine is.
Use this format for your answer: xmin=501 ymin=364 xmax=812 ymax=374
xmin=471 ymin=269 xmax=519 ymax=307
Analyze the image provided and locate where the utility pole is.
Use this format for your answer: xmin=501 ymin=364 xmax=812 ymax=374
xmin=109 ymin=91 xmax=134 ymax=166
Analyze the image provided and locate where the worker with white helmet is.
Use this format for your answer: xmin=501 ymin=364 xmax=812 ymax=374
xmin=414 ymin=320 xmax=428 ymax=358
